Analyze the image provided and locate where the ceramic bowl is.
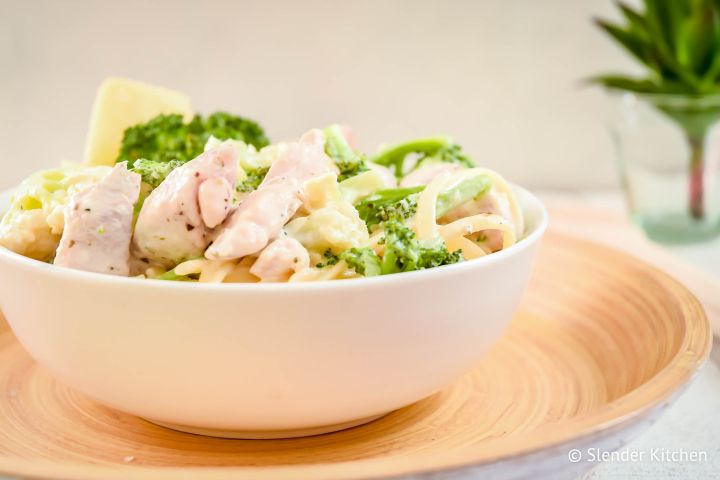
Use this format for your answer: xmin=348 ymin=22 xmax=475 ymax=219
xmin=0 ymin=187 xmax=547 ymax=439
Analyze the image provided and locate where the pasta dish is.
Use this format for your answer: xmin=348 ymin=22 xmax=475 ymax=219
xmin=0 ymin=78 xmax=524 ymax=283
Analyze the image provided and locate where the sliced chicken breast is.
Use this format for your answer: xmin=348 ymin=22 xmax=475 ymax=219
xmin=442 ymin=187 xmax=513 ymax=252
xmin=400 ymin=162 xmax=462 ymax=188
xmin=133 ymin=145 xmax=238 ymax=267
xmin=54 ymin=163 xmax=141 ymax=275
xmin=250 ymin=237 xmax=310 ymax=282
xmin=206 ymin=129 xmax=334 ymax=260
xmin=367 ymin=161 xmax=397 ymax=188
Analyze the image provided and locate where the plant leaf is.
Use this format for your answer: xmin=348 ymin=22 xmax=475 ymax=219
xmin=643 ymin=0 xmax=675 ymax=49
xmin=588 ymin=75 xmax=695 ymax=95
xmin=676 ymin=2 xmax=716 ymax=77
xmin=707 ymin=0 xmax=720 ymax=89
xmin=594 ymin=19 xmax=652 ymax=66
xmin=593 ymin=0 xmax=720 ymax=95
xmin=644 ymin=0 xmax=702 ymax=88
xmin=617 ymin=2 xmax=650 ymax=39
xmin=587 ymin=75 xmax=663 ymax=93
xmin=700 ymin=45 xmax=720 ymax=89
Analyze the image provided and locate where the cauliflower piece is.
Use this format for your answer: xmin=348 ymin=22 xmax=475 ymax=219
xmin=0 ymin=166 xmax=112 ymax=260
xmin=339 ymin=169 xmax=391 ymax=204
xmin=284 ymin=173 xmax=369 ymax=253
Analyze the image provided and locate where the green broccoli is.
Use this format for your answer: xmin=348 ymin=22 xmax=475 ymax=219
xmin=155 ymin=256 xmax=206 ymax=281
xmin=355 ymin=174 xmax=491 ymax=229
xmin=435 ymin=173 xmax=492 ymax=216
xmin=155 ymin=269 xmax=195 ymax=281
xmin=340 ymin=247 xmax=382 ymax=276
xmin=355 ymin=186 xmax=424 ymax=229
xmin=323 ymin=124 xmax=368 ymax=181
xmin=236 ymin=166 xmax=270 ymax=193
xmin=315 ymin=249 xmax=340 ymax=268
xmin=194 ymin=112 xmax=269 ymax=149
xmin=370 ymin=136 xmax=475 ymax=178
xmin=130 ymin=158 xmax=184 ymax=187
xmin=117 ymin=112 xmax=269 ymax=167
xmin=317 ymin=227 xmax=458 ymax=277
xmin=379 ymin=220 xmax=463 ymax=274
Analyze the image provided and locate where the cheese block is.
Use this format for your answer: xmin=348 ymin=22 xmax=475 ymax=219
xmin=84 ymin=78 xmax=194 ymax=166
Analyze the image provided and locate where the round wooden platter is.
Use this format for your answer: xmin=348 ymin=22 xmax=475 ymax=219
xmin=0 ymin=233 xmax=711 ymax=480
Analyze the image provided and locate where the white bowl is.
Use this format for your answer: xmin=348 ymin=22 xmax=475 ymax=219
xmin=0 ymin=187 xmax=547 ymax=439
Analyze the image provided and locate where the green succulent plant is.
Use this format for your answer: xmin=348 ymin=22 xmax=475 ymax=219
xmin=593 ymin=0 xmax=720 ymax=220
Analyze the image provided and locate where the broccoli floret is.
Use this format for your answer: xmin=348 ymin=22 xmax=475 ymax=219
xmin=370 ymin=136 xmax=475 ymax=178
xmin=355 ymin=186 xmax=424 ymax=229
xmin=435 ymin=143 xmax=474 ymax=167
xmin=323 ymin=124 xmax=368 ymax=181
xmin=314 ymin=224 xmax=460 ymax=277
xmin=117 ymin=112 xmax=269 ymax=167
xmin=131 ymin=158 xmax=184 ymax=187
xmin=372 ymin=196 xmax=417 ymax=225
xmin=155 ymin=269 xmax=196 ymax=281
xmin=194 ymin=112 xmax=269 ymax=149
xmin=118 ymin=114 xmax=186 ymax=167
xmin=236 ymin=166 xmax=270 ymax=193
xmin=435 ymin=173 xmax=492 ymax=217
xmin=315 ymin=247 xmax=382 ymax=277
xmin=315 ymin=249 xmax=340 ymax=268
xmin=339 ymin=247 xmax=382 ymax=276
xmin=379 ymin=220 xmax=463 ymax=274
xmin=155 ymin=257 xmax=205 ymax=281
xmin=355 ymin=174 xmax=490 ymax=230
xmin=355 ymin=175 xmax=492 ymax=228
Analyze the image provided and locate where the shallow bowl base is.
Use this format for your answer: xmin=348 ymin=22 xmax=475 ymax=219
xmin=143 ymin=413 xmax=388 ymax=439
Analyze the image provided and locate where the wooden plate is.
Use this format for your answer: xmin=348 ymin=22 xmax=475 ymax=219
xmin=0 ymin=233 xmax=711 ymax=480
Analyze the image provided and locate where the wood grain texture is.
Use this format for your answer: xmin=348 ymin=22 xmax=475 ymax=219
xmin=0 ymin=232 xmax=711 ymax=480
xmin=544 ymin=199 xmax=720 ymax=338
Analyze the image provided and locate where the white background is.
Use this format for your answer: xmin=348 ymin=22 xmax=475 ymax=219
xmin=1 ymin=0 xmax=641 ymax=191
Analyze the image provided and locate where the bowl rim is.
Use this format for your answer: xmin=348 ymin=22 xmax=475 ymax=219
xmin=0 ymin=186 xmax=548 ymax=291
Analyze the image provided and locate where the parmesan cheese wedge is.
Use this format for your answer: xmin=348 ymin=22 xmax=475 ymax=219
xmin=84 ymin=78 xmax=194 ymax=166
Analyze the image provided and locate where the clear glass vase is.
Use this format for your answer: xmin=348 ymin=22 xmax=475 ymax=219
xmin=608 ymin=92 xmax=720 ymax=244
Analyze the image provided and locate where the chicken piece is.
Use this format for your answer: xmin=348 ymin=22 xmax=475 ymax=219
xmin=442 ymin=188 xmax=513 ymax=252
xmin=400 ymin=162 xmax=462 ymax=188
xmin=444 ymin=188 xmax=511 ymax=222
xmin=133 ymin=145 xmax=238 ymax=267
xmin=54 ymin=163 xmax=141 ymax=275
xmin=206 ymin=129 xmax=334 ymax=260
xmin=367 ymin=161 xmax=397 ymax=188
xmin=339 ymin=124 xmax=357 ymax=149
xmin=250 ymin=237 xmax=310 ymax=282
xmin=210 ymin=180 xmax=302 ymax=259
xmin=0 ymin=166 xmax=112 ymax=261
xmin=198 ymin=177 xmax=234 ymax=228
